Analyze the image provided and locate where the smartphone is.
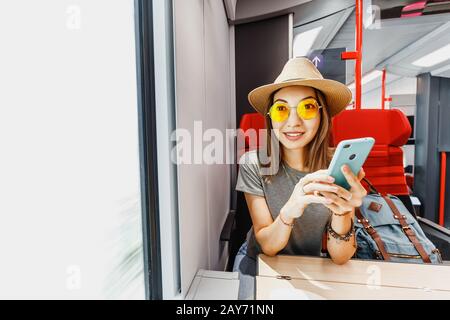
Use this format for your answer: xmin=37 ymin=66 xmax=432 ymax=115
xmin=327 ymin=137 xmax=375 ymax=190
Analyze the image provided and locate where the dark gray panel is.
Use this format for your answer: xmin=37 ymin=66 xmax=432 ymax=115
xmin=438 ymin=78 xmax=450 ymax=152
xmin=414 ymin=73 xmax=441 ymax=223
xmin=235 ymin=15 xmax=290 ymax=125
xmin=437 ymin=78 xmax=450 ymax=227
xmin=414 ymin=73 xmax=450 ymax=228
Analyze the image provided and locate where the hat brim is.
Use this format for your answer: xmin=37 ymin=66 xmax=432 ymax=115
xmin=248 ymin=79 xmax=352 ymax=117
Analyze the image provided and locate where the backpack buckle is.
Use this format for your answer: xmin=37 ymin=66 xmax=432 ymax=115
xmin=402 ymin=226 xmax=411 ymax=232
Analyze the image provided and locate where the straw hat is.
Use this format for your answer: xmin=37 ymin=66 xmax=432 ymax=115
xmin=248 ymin=57 xmax=352 ymax=117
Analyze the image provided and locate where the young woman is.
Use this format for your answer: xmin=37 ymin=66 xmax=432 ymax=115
xmin=233 ymin=57 xmax=368 ymax=299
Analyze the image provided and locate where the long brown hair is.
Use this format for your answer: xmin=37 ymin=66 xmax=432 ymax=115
xmin=258 ymin=87 xmax=334 ymax=178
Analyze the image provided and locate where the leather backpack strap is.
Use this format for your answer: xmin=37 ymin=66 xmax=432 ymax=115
xmin=383 ymin=195 xmax=431 ymax=263
xmin=355 ymin=208 xmax=391 ymax=261
xmin=321 ymin=229 xmax=328 ymax=255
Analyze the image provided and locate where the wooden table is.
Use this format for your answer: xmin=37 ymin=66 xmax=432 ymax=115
xmin=256 ymin=255 xmax=450 ymax=300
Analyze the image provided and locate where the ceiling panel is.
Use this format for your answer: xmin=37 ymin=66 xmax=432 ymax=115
xmin=327 ymin=11 xmax=450 ymax=82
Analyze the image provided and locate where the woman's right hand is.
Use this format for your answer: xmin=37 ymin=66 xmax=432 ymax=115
xmin=280 ymin=170 xmax=337 ymax=220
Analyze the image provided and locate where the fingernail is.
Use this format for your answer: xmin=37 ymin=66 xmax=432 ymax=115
xmin=326 ymin=198 xmax=333 ymax=204
xmin=328 ymin=176 xmax=335 ymax=182
xmin=342 ymin=165 xmax=348 ymax=172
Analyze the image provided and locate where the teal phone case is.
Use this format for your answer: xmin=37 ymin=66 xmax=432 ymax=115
xmin=327 ymin=137 xmax=375 ymax=190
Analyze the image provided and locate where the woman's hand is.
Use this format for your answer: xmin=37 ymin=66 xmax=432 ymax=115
xmin=318 ymin=165 xmax=367 ymax=216
xmin=280 ymin=170 xmax=338 ymax=220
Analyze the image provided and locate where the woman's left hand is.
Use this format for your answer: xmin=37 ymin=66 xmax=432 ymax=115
xmin=317 ymin=165 xmax=367 ymax=216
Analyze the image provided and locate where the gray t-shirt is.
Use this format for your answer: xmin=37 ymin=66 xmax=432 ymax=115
xmin=236 ymin=150 xmax=331 ymax=259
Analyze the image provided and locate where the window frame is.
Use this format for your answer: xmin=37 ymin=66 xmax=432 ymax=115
xmin=134 ymin=0 xmax=163 ymax=300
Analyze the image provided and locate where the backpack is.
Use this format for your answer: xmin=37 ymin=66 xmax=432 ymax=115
xmin=354 ymin=179 xmax=442 ymax=264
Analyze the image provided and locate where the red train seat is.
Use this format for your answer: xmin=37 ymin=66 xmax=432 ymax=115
xmin=332 ymin=109 xmax=412 ymax=195
xmin=238 ymin=113 xmax=265 ymax=159
xmin=237 ymin=109 xmax=412 ymax=196
xmin=228 ymin=113 xmax=265 ymax=270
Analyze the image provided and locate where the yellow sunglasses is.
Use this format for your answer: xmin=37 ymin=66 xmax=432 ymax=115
xmin=267 ymin=97 xmax=322 ymax=122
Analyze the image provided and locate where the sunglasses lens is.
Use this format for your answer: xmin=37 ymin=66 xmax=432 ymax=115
xmin=298 ymin=98 xmax=320 ymax=120
xmin=269 ymin=103 xmax=289 ymax=122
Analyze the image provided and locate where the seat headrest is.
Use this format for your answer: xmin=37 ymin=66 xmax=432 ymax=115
xmin=331 ymin=109 xmax=411 ymax=146
xmin=239 ymin=113 xmax=266 ymax=148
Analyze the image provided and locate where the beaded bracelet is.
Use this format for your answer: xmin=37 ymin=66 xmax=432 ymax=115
xmin=327 ymin=220 xmax=355 ymax=242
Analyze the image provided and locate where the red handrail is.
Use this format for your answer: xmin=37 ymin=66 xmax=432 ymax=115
xmin=381 ymin=68 xmax=392 ymax=110
xmin=341 ymin=0 xmax=363 ymax=110
xmin=439 ymin=152 xmax=447 ymax=227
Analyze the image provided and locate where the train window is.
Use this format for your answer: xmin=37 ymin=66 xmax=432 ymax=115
xmin=0 ymin=0 xmax=147 ymax=299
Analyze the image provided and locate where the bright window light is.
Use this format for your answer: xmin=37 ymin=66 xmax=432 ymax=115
xmin=347 ymin=70 xmax=383 ymax=90
xmin=412 ymin=43 xmax=450 ymax=67
xmin=293 ymin=26 xmax=323 ymax=57
xmin=0 ymin=0 xmax=145 ymax=299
